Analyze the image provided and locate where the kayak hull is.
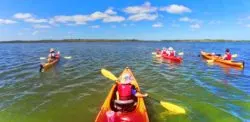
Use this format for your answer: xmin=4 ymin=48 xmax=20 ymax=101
xmin=95 ymin=68 xmax=149 ymax=122
xmin=200 ymin=51 xmax=244 ymax=68
xmin=152 ymin=52 xmax=183 ymax=62
xmin=162 ymin=54 xmax=182 ymax=62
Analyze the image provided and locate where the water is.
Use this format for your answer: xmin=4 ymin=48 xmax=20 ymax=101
xmin=0 ymin=42 xmax=249 ymax=122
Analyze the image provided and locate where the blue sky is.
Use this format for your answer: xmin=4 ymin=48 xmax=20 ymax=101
xmin=0 ymin=0 xmax=250 ymax=41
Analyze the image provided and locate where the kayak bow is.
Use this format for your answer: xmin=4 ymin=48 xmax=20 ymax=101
xmin=95 ymin=67 xmax=149 ymax=122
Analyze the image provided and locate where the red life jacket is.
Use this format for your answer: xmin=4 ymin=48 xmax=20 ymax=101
xmin=162 ymin=51 xmax=167 ymax=55
xmin=170 ymin=51 xmax=175 ymax=56
xmin=118 ymin=84 xmax=132 ymax=100
xmin=225 ymin=53 xmax=232 ymax=60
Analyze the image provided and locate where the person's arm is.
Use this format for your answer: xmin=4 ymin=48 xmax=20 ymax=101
xmin=135 ymin=92 xmax=148 ymax=97
xmin=132 ymin=86 xmax=148 ymax=98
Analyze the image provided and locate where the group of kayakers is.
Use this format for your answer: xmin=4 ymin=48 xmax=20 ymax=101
xmin=155 ymin=47 xmax=232 ymax=60
xmin=43 ymin=47 xmax=235 ymax=113
xmin=156 ymin=47 xmax=176 ymax=56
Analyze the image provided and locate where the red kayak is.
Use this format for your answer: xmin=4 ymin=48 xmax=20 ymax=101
xmin=162 ymin=54 xmax=182 ymax=62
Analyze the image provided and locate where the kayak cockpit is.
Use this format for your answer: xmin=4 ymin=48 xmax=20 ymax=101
xmin=110 ymin=85 xmax=138 ymax=112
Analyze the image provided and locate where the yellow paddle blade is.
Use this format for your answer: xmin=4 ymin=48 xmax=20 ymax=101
xmin=207 ymin=60 xmax=214 ymax=63
xmin=101 ymin=69 xmax=118 ymax=81
xmin=160 ymin=101 xmax=186 ymax=114
xmin=232 ymin=54 xmax=238 ymax=58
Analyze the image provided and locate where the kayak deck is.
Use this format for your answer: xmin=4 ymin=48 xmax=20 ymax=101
xmin=200 ymin=51 xmax=244 ymax=68
xmin=95 ymin=68 xmax=149 ymax=122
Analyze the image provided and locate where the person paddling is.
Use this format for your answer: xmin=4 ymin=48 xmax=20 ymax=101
xmin=223 ymin=48 xmax=232 ymax=60
xmin=48 ymin=48 xmax=57 ymax=62
xmin=156 ymin=48 xmax=161 ymax=55
xmin=161 ymin=47 xmax=168 ymax=56
xmin=115 ymin=73 xmax=148 ymax=110
xmin=168 ymin=47 xmax=176 ymax=56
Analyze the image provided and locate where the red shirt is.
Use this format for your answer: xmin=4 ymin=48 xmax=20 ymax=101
xmin=224 ymin=53 xmax=232 ymax=60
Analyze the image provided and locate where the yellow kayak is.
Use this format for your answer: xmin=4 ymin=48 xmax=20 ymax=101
xmin=95 ymin=67 xmax=149 ymax=122
xmin=201 ymin=51 xmax=244 ymax=68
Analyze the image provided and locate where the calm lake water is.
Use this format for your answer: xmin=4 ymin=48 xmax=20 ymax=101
xmin=0 ymin=42 xmax=249 ymax=122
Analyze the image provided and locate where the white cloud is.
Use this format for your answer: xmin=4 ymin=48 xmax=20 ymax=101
xmin=179 ymin=17 xmax=201 ymax=23
xmin=33 ymin=24 xmax=51 ymax=29
xmin=51 ymin=8 xmax=124 ymax=25
xmin=152 ymin=22 xmax=163 ymax=28
xmin=24 ymin=18 xmax=48 ymax=23
xmin=160 ymin=4 xmax=191 ymax=14
xmin=90 ymin=25 xmax=100 ymax=29
xmin=124 ymin=2 xmax=157 ymax=14
xmin=52 ymin=15 xmax=89 ymax=25
xmin=128 ymin=13 xmax=158 ymax=21
xmin=32 ymin=31 xmax=39 ymax=35
xmin=0 ymin=19 xmax=17 ymax=24
xmin=190 ymin=24 xmax=200 ymax=29
xmin=246 ymin=24 xmax=250 ymax=28
xmin=13 ymin=13 xmax=32 ymax=19
xmin=103 ymin=16 xmax=125 ymax=22
xmin=13 ymin=13 xmax=48 ymax=23
xmin=105 ymin=8 xmax=117 ymax=15
xmin=124 ymin=2 xmax=158 ymax=22
xmin=90 ymin=11 xmax=109 ymax=20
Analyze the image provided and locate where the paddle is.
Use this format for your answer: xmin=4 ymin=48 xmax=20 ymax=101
xmin=101 ymin=69 xmax=186 ymax=114
xmin=178 ymin=52 xmax=184 ymax=56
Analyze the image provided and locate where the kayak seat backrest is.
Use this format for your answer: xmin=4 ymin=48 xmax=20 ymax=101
xmin=110 ymin=85 xmax=137 ymax=112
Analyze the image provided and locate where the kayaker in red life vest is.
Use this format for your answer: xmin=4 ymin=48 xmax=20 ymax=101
xmin=156 ymin=49 xmax=161 ymax=55
xmin=116 ymin=74 xmax=148 ymax=104
xmin=168 ymin=47 xmax=176 ymax=56
xmin=223 ymin=48 xmax=232 ymax=60
xmin=48 ymin=48 xmax=57 ymax=62
xmin=161 ymin=47 xmax=168 ymax=55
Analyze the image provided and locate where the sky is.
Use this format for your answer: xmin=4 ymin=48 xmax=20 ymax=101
xmin=0 ymin=0 xmax=250 ymax=41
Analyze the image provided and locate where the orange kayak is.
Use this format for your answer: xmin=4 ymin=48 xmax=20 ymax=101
xmin=200 ymin=51 xmax=244 ymax=68
xmin=40 ymin=52 xmax=60 ymax=72
xmin=95 ymin=67 xmax=149 ymax=122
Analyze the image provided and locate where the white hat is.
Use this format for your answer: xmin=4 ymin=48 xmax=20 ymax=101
xmin=50 ymin=48 xmax=55 ymax=53
xmin=121 ymin=73 xmax=132 ymax=84
xmin=168 ymin=47 xmax=173 ymax=51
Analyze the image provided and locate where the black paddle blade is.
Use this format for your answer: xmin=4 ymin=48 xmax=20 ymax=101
xmin=39 ymin=64 xmax=43 ymax=72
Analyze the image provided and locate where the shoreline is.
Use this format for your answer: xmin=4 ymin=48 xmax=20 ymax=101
xmin=0 ymin=39 xmax=250 ymax=43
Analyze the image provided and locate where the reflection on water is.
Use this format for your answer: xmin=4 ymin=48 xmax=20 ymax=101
xmin=0 ymin=42 xmax=249 ymax=122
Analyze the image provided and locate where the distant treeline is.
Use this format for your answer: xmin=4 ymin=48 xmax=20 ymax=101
xmin=0 ymin=39 xmax=141 ymax=43
xmin=161 ymin=39 xmax=250 ymax=42
xmin=0 ymin=39 xmax=250 ymax=43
